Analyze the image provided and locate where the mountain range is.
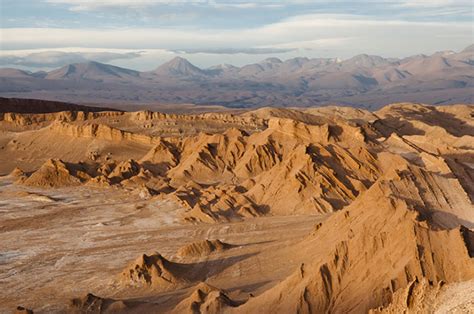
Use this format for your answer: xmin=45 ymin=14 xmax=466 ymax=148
xmin=1 ymin=44 xmax=473 ymax=109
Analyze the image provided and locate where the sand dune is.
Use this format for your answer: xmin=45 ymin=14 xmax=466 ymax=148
xmin=177 ymin=240 xmax=234 ymax=258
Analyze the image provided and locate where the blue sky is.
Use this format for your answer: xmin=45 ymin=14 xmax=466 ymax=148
xmin=0 ymin=0 xmax=473 ymax=70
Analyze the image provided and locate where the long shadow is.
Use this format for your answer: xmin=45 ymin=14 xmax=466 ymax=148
xmin=177 ymin=252 xmax=259 ymax=281
xmin=120 ymin=252 xmax=260 ymax=298
xmin=406 ymin=170 xmax=474 ymax=230
xmin=227 ymin=280 xmax=274 ymax=295
xmin=374 ymin=106 xmax=474 ymax=137
xmin=405 ymin=107 xmax=474 ymax=137
xmin=443 ymin=154 xmax=474 ymax=203
xmin=372 ymin=116 xmax=426 ymax=137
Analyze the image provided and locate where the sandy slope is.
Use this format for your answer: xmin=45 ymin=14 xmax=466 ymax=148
xmin=0 ymin=100 xmax=472 ymax=313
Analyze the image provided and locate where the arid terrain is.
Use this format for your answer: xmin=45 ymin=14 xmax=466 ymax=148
xmin=0 ymin=98 xmax=473 ymax=313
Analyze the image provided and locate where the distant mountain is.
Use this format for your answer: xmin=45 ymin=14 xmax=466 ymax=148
xmin=258 ymin=58 xmax=283 ymax=70
xmin=371 ymin=67 xmax=411 ymax=83
xmin=0 ymin=68 xmax=33 ymax=78
xmin=342 ymin=54 xmax=392 ymax=68
xmin=152 ymin=57 xmax=206 ymax=77
xmin=0 ymin=44 xmax=473 ymax=109
xmin=207 ymin=63 xmax=239 ymax=71
xmin=399 ymin=54 xmax=471 ymax=79
xmin=31 ymin=71 xmax=48 ymax=78
xmin=280 ymin=57 xmax=310 ymax=72
xmin=206 ymin=63 xmax=240 ymax=76
xmin=238 ymin=63 xmax=266 ymax=77
xmin=46 ymin=61 xmax=140 ymax=81
xmin=462 ymin=44 xmax=474 ymax=52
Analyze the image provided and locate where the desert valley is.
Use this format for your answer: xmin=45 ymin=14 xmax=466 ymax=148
xmin=0 ymin=97 xmax=473 ymax=313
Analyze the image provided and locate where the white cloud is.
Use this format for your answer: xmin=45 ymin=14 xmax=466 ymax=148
xmin=394 ymin=0 xmax=472 ymax=7
xmin=173 ymin=47 xmax=296 ymax=54
xmin=45 ymin=0 xmax=206 ymax=11
xmin=44 ymin=0 xmax=286 ymax=11
xmin=2 ymin=14 xmax=470 ymax=50
xmin=44 ymin=0 xmax=474 ymax=11
xmin=0 ymin=50 xmax=143 ymax=68
xmin=261 ymin=37 xmax=355 ymax=50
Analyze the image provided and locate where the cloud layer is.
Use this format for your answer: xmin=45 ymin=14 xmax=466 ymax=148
xmin=43 ymin=0 xmax=473 ymax=11
xmin=0 ymin=51 xmax=142 ymax=68
xmin=2 ymin=14 xmax=470 ymax=52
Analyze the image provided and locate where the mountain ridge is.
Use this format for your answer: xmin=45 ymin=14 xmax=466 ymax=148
xmin=1 ymin=44 xmax=472 ymax=109
xmin=45 ymin=61 xmax=140 ymax=80
xmin=152 ymin=56 xmax=207 ymax=77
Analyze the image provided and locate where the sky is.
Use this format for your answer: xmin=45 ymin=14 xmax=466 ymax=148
xmin=0 ymin=0 xmax=473 ymax=71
